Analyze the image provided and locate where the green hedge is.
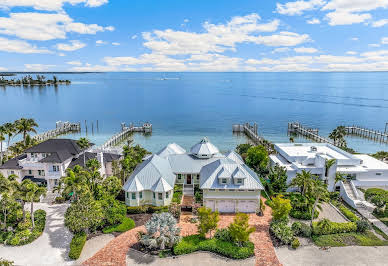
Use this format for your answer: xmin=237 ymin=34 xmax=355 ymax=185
xmin=174 ymin=235 xmax=254 ymax=259
xmin=103 ymin=217 xmax=135 ymax=234
xmin=338 ymin=205 xmax=359 ymax=222
xmin=313 ymin=231 xmax=388 ymax=247
xmin=312 ymin=219 xmax=357 ymax=236
xmin=291 ymin=222 xmax=312 ymax=237
xmin=172 ymin=184 xmax=183 ymax=204
xmin=127 ymin=205 xmax=169 ymax=214
xmin=290 ymin=209 xmax=318 ymax=220
xmin=69 ymin=232 xmax=87 ymax=260
xmin=365 ymin=188 xmax=388 ymax=202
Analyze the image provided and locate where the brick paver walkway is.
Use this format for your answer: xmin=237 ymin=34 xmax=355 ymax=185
xmin=83 ymin=199 xmax=281 ymax=266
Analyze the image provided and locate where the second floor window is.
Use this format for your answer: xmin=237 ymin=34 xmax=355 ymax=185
xmin=52 ymin=165 xmax=60 ymax=172
xmin=132 ymin=193 xmax=136 ymax=200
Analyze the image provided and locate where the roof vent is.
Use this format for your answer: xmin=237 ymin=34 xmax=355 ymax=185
xmin=310 ymin=146 xmax=317 ymax=152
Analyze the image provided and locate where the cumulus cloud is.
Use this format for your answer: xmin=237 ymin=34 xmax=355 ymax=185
xmin=56 ymin=40 xmax=86 ymax=51
xmin=67 ymin=61 xmax=82 ymax=65
xmin=372 ymin=19 xmax=388 ymax=27
xmin=0 ymin=0 xmax=108 ymax=11
xmin=96 ymin=40 xmax=107 ymax=45
xmin=325 ymin=11 xmax=371 ymax=25
xmin=346 ymin=51 xmax=357 ymax=55
xmin=0 ymin=12 xmax=114 ymax=41
xmin=307 ymin=18 xmax=321 ymax=24
xmin=276 ymin=0 xmax=325 ymax=15
xmin=112 ymin=42 xmax=120 ymax=46
xmin=294 ymin=47 xmax=318 ymax=53
xmin=24 ymin=64 xmax=55 ymax=71
xmin=0 ymin=37 xmax=51 ymax=53
xmin=0 ymin=66 xmax=7 ymax=71
xmin=272 ymin=47 xmax=290 ymax=53
xmin=382 ymin=37 xmax=388 ymax=44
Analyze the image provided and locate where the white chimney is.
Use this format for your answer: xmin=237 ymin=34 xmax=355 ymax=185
xmin=97 ymin=152 xmax=106 ymax=177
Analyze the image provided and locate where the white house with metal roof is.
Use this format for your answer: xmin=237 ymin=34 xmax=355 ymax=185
xmin=122 ymin=137 xmax=264 ymax=213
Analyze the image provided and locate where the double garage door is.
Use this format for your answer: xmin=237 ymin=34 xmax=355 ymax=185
xmin=205 ymin=199 xmax=257 ymax=213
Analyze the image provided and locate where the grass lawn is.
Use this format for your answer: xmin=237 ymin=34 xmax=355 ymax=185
xmin=174 ymin=234 xmax=254 ymax=259
xmin=312 ymin=231 xmax=388 ymax=247
xmin=103 ymin=217 xmax=135 ymax=234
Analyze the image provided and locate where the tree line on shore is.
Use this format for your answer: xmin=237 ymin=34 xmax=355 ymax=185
xmin=0 ymin=75 xmax=71 ymax=86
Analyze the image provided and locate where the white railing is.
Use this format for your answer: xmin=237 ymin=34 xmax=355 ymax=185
xmin=350 ymin=180 xmax=360 ymax=200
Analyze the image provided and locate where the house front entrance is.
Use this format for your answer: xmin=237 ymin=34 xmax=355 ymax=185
xmin=186 ymin=174 xmax=192 ymax=184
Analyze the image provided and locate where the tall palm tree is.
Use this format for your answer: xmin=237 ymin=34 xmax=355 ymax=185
xmin=61 ymin=166 xmax=86 ymax=201
xmin=0 ymin=125 xmax=5 ymax=165
xmin=334 ymin=172 xmax=346 ymax=186
xmin=77 ymin=137 xmax=90 ymax=167
xmin=310 ymin=179 xmax=328 ymax=226
xmin=15 ymin=118 xmax=38 ymax=146
xmin=25 ymin=180 xmax=46 ymax=228
xmin=325 ymin=159 xmax=336 ymax=178
xmin=4 ymin=122 xmax=16 ymax=150
xmin=289 ymin=170 xmax=314 ymax=195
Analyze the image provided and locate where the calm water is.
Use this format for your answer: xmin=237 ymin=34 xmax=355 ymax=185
xmin=1 ymin=72 xmax=387 ymax=153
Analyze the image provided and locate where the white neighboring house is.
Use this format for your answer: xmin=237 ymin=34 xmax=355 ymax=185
xmin=270 ymin=143 xmax=388 ymax=207
xmin=0 ymin=139 xmax=121 ymax=190
xmin=123 ymin=137 xmax=264 ymax=213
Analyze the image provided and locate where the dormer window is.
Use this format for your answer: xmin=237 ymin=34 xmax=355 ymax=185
xmin=221 ymin=178 xmax=227 ymax=184
xmin=236 ymin=178 xmax=243 ymax=184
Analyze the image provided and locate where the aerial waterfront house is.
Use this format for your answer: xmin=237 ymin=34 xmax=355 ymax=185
xmin=0 ymin=139 xmax=121 ymax=190
xmin=270 ymin=142 xmax=388 ymax=207
xmin=123 ymin=137 xmax=264 ymax=213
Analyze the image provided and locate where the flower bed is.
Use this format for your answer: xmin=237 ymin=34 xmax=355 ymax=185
xmin=173 ymin=234 xmax=254 ymax=259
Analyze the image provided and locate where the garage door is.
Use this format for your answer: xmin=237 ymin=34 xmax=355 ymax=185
xmin=205 ymin=200 xmax=215 ymax=211
xmin=236 ymin=200 xmax=257 ymax=213
xmin=217 ymin=200 xmax=235 ymax=213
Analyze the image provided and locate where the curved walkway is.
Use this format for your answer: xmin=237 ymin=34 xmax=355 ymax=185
xmin=0 ymin=203 xmax=73 ymax=266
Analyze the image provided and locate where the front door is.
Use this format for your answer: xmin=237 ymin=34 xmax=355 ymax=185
xmin=187 ymin=174 xmax=192 ymax=185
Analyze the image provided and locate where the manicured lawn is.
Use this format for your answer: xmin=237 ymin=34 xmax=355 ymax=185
xmin=174 ymin=234 xmax=254 ymax=259
xmin=102 ymin=217 xmax=135 ymax=234
xmin=312 ymin=231 xmax=388 ymax=247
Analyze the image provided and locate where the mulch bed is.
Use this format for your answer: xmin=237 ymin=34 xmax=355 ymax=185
xmin=128 ymin=213 xmax=152 ymax=227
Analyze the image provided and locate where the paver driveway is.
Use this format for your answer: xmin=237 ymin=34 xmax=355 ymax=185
xmin=0 ymin=203 xmax=73 ymax=266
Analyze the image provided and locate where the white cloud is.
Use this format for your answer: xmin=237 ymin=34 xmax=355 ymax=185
xmin=351 ymin=37 xmax=359 ymax=41
xmin=369 ymin=43 xmax=380 ymax=47
xmin=67 ymin=61 xmax=82 ymax=66
xmin=96 ymin=40 xmax=107 ymax=45
xmin=184 ymin=19 xmax=189 ymax=23
xmin=272 ymin=47 xmax=290 ymax=53
xmin=372 ymin=19 xmax=388 ymax=27
xmin=346 ymin=51 xmax=357 ymax=55
xmin=276 ymin=0 xmax=325 ymax=15
xmin=0 ymin=0 xmax=108 ymax=11
xmin=131 ymin=35 xmax=137 ymax=39
xmin=24 ymin=64 xmax=55 ymax=71
xmin=294 ymin=47 xmax=318 ymax=53
xmin=0 ymin=66 xmax=7 ymax=71
xmin=0 ymin=37 xmax=51 ymax=53
xmin=325 ymin=11 xmax=371 ymax=25
xmin=307 ymin=18 xmax=321 ymax=24
xmin=0 ymin=12 xmax=114 ymax=41
xmin=382 ymin=37 xmax=388 ymax=44
xmin=58 ymin=53 xmax=65 ymax=56
xmin=315 ymin=54 xmax=364 ymax=63
xmin=253 ymin=32 xmax=310 ymax=47
xmin=112 ymin=42 xmax=120 ymax=46
xmin=56 ymin=40 xmax=86 ymax=51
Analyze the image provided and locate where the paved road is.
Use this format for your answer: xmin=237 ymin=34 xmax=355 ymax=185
xmin=0 ymin=203 xmax=73 ymax=266
xmin=276 ymin=245 xmax=388 ymax=266
xmin=127 ymin=249 xmax=255 ymax=266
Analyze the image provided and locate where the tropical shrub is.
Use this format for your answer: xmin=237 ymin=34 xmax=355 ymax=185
xmin=356 ymin=220 xmax=370 ymax=233
xmin=214 ymin=228 xmax=233 ymax=242
xmin=100 ymin=197 xmax=126 ymax=226
xmin=197 ymin=207 xmax=219 ymax=238
xmin=55 ymin=197 xmax=65 ymax=204
xmin=338 ymin=205 xmax=359 ymax=222
xmin=173 ymin=234 xmax=254 ymax=259
xmin=168 ymin=203 xmax=181 ymax=220
xmin=140 ymin=213 xmax=181 ymax=250
xmin=312 ymin=219 xmax=357 ymax=235
xmin=228 ymin=213 xmax=255 ymax=246
xmin=291 ymin=238 xmax=300 ymax=249
xmin=68 ymin=232 xmax=87 ymax=260
xmin=103 ymin=217 xmax=135 ymax=234
xmin=126 ymin=205 xmax=169 ymax=214
xmin=269 ymin=220 xmax=294 ymax=245
xmin=289 ymin=209 xmax=318 ymax=220
xmin=0 ymin=258 xmax=14 ymax=266
xmin=291 ymin=222 xmax=311 ymax=237
xmin=271 ymin=195 xmax=292 ymax=221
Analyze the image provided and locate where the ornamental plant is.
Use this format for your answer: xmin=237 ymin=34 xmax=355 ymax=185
xmin=271 ymin=194 xmax=292 ymax=221
xmin=197 ymin=207 xmax=219 ymax=238
xmin=228 ymin=213 xmax=255 ymax=246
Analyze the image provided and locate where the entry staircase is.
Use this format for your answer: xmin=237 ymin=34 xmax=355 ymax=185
xmin=183 ymin=184 xmax=194 ymax=196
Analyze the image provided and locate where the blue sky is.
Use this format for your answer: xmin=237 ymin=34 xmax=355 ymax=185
xmin=0 ymin=0 xmax=387 ymax=71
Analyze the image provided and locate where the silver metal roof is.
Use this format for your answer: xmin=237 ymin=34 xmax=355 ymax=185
xmin=167 ymin=153 xmax=224 ymax=174
xmin=190 ymin=137 xmax=220 ymax=156
xmin=156 ymin=143 xmax=186 ymax=158
xmin=200 ymin=158 xmax=264 ymax=190
xmin=123 ymin=154 xmax=175 ymax=192
xmin=225 ymin=150 xmax=244 ymax=164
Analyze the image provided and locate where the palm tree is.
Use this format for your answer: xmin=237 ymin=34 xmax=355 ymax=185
xmin=4 ymin=122 xmax=16 ymax=149
xmin=334 ymin=172 xmax=346 ymax=186
xmin=289 ymin=137 xmax=294 ymax=143
xmin=77 ymin=137 xmax=90 ymax=167
xmin=325 ymin=159 xmax=336 ymax=178
xmin=61 ymin=166 xmax=86 ymax=201
xmin=15 ymin=118 xmax=38 ymax=146
xmin=25 ymin=180 xmax=46 ymax=228
xmin=310 ymin=178 xmax=328 ymax=226
xmin=289 ymin=170 xmax=314 ymax=195
xmin=0 ymin=125 xmax=5 ymax=165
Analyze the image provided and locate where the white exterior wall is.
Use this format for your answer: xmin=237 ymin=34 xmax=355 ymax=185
xmin=125 ymin=189 xmax=173 ymax=207
xmin=175 ymin=173 xmax=200 ymax=185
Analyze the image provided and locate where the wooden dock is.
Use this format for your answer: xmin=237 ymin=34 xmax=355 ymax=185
xmin=33 ymin=121 xmax=80 ymax=142
xmin=344 ymin=125 xmax=388 ymax=143
xmin=288 ymin=122 xmax=334 ymax=145
xmin=233 ymin=122 xmax=274 ymax=152
xmin=101 ymin=122 xmax=152 ymax=149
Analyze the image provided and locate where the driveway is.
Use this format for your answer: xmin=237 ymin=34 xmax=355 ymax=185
xmin=276 ymin=245 xmax=388 ymax=266
xmin=0 ymin=203 xmax=73 ymax=266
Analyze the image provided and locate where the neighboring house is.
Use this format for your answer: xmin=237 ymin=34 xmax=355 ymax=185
xmin=270 ymin=143 xmax=388 ymax=207
xmin=0 ymin=139 xmax=121 ymax=190
xmin=123 ymin=137 xmax=264 ymax=213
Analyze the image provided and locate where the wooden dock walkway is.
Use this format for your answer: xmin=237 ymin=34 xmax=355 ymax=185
xmin=288 ymin=122 xmax=334 ymax=145
xmin=233 ymin=122 xmax=274 ymax=152
xmin=32 ymin=121 xmax=80 ymax=142
xmin=101 ymin=122 xmax=152 ymax=149
xmin=344 ymin=125 xmax=388 ymax=143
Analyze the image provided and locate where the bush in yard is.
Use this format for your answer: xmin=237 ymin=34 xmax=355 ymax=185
xmin=103 ymin=217 xmax=135 ymax=234
xmin=168 ymin=203 xmax=181 ymax=220
xmin=214 ymin=228 xmax=233 ymax=242
xmin=68 ymin=232 xmax=87 ymax=260
xmin=270 ymin=220 xmax=294 ymax=245
xmin=339 ymin=205 xmax=359 ymax=222
xmin=271 ymin=195 xmax=292 ymax=221
xmin=140 ymin=212 xmax=181 ymax=250
xmin=289 ymin=209 xmax=318 ymax=220
xmin=356 ymin=219 xmax=370 ymax=233
xmin=291 ymin=222 xmax=312 ymax=237
xmin=291 ymin=238 xmax=300 ymax=249
xmin=55 ymin=197 xmax=65 ymax=204
xmin=100 ymin=197 xmax=126 ymax=226
xmin=228 ymin=213 xmax=255 ymax=246
xmin=0 ymin=258 xmax=14 ymax=266
xmin=197 ymin=207 xmax=219 ymax=238
xmin=312 ymin=219 xmax=357 ymax=235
